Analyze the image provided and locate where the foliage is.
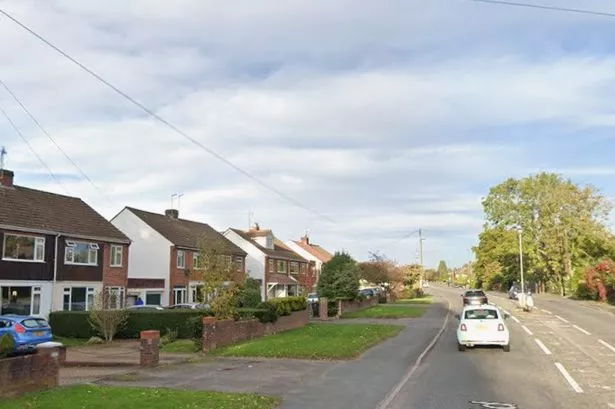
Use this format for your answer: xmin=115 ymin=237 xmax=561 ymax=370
xmin=160 ymin=327 xmax=179 ymax=347
xmin=88 ymin=290 xmax=129 ymax=342
xmin=161 ymin=339 xmax=199 ymax=354
xmin=423 ymin=268 xmax=438 ymax=281
xmin=327 ymin=301 xmax=339 ymax=317
xmin=401 ymin=264 xmax=422 ymax=288
xmin=0 ymin=333 xmax=15 ymax=358
xmin=236 ymin=307 xmax=278 ymax=323
xmin=196 ymin=243 xmax=247 ymax=319
xmin=317 ymin=251 xmax=360 ymax=300
xmin=479 ymin=172 xmax=614 ymax=296
xmin=584 ymin=259 xmax=615 ymax=303
xmin=237 ymin=288 xmax=262 ymax=308
xmin=403 ymin=287 xmax=424 ymax=299
xmin=210 ymin=323 xmax=404 ymax=359
xmin=266 ymin=296 xmax=306 ymax=316
xmin=437 ymin=260 xmax=449 ymax=281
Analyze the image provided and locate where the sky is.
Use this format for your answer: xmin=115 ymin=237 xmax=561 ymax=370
xmin=2 ymin=0 xmax=615 ymax=268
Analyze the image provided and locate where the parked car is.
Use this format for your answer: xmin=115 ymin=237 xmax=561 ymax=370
xmin=166 ymin=303 xmax=209 ymax=310
xmin=461 ymin=289 xmax=488 ymax=306
xmin=359 ymin=288 xmax=375 ymax=298
xmin=456 ymin=305 xmax=510 ymax=352
xmin=127 ymin=305 xmax=164 ymax=311
xmin=0 ymin=315 xmax=53 ymax=353
xmin=306 ymin=293 xmax=319 ymax=303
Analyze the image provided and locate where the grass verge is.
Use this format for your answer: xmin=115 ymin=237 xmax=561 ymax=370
xmin=394 ymin=296 xmax=433 ymax=305
xmin=211 ymin=323 xmax=403 ymax=359
xmin=0 ymin=385 xmax=280 ymax=409
xmin=161 ymin=339 xmax=199 ymax=353
xmin=52 ymin=337 xmax=89 ymax=348
xmin=343 ymin=305 xmax=426 ymax=319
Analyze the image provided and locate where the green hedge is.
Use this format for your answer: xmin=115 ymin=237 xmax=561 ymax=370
xmin=49 ymin=310 xmax=214 ymax=339
xmin=236 ymin=307 xmax=278 ymax=324
xmin=266 ymin=296 xmax=307 ymax=316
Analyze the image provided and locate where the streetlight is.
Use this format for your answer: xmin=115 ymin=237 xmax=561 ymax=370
xmin=517 ymin=227 xmax=525 ymax=296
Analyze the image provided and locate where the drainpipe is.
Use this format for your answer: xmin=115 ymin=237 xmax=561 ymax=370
xmin=50 ymin=234 xmax=60 ymax=312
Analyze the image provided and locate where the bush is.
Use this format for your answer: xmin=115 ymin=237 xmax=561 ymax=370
xmin=404 ymin=288 xmax=424 ymax=299
xmin=378 ymin=294 xmax=388 ymax=304
xmin=238 ymin=288 xmax=262 ymax=308
xmin=254 ymin=302 xmax=279 ymax=323
xmin=86 ymin=336 xmax=104 ymax=345
xmin=237 ymin=307 xmax=278 ymax=324
xmin=327 ymin=301 xmax=338 ymax=317
xmin=265 ymin=297 xmax=307 ymax=317
xmin=0 ymin=334 xmax=15 ymax=358
xmin=318 ymin=252 xmax=360 ymax=301
xmin=50 ymin=310 xmax=214 ymax=339
xmin=574 ymin=281 xmax=597 ymax=300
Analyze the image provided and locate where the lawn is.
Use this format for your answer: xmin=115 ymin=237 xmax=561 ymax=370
xmin=211 ymin=323 xmax=403 ymax=359
xmin=394 ymin=296 xmax=433 ymax=305
xmin=0 ymin=385 xmax=280 ymax=409
xmin=342 ymin=305 xmax=426 ymax=319
xmin=52 ymin=337 xmax=89 ymax=348
xmin=161 ymin=339 xmax=198 ymax=353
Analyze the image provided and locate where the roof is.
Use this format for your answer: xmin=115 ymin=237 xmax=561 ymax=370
xmin=126 ymin=207 xmax=246 ymax=255
xmin=0 ymin=184 xmax=130 ymax=243
xmin=292 ymin=239 xmax=333 ymax=263
xmin=229 ymin=228 xmax=308 ymax=262
xmin=267 ymin=273 xmax=298 ymax=286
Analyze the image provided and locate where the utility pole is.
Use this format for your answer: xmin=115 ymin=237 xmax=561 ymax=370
xmin=518 ymin=228 xmax=525 ymax=295
xmin=248 ymin=210 xmax=254 ymax=229
xmin=419 ymin=228 xmax=425 ymax=287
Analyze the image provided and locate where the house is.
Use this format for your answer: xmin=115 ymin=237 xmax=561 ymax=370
xmin=223 ymin=224 xmax=313 ymax=300
xmin=285 ymin=234 xmax=333 ymax=291
xmin=110 ymin=207 xmax=247 ymax=306
xmin=0 ymin=169 xmax=131 ymax=318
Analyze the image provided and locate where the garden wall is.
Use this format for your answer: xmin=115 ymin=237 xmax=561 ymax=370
xmin=338 ymin=297 xmax=378 ymax=316
xmin=0 ymin=347 xmax=61 ymax=398
xmin=202 ymin=309 xmax=309 ymax=352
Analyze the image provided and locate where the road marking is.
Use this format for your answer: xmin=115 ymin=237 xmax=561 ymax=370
xmin=555 ymin=315 xmax=569 ymax=323
xmin=542 ymin=308 xmax=553 ymax=314
xmin=535 ymin=338 xmax=552 ymax=355
xmin=510 ymin=315 xmax=520 ymax=324
xmin=376 ymin=300 xmax=451 ymax=409
xmin=555 ymin=362 xmax=584 ymax=393
xmin=599 ymin=339 xmax=615 ymax=353
xmin=521 ymin=325 xmax=533 ymax=336
xmin=572 ymin=325 xmax=591 ymax=335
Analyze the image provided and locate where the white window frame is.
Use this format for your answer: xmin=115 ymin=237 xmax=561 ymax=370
xmin=62 ymin=287 xmax=95 ymax=311
xmin=277 ymin=260 xmax=287 ymax=273
xmin=145 ymin=291 xmax=163 ymax=306
xmin=266 ymin=236 xmax=273 ymax=248
xmin=177 ymin=250 xmax=185 ymax=269
xmin=31 ymin=286 xmax=42 ymax=316
xmin=105 ymin=286 xmax=125 ymax=309
xmin=290 ymin=261 xmax=299 ymax=274
xmin=268 ymin=259 xmax=274 ymax=273
xmin=193 ymin=252 xmax=201 ymax=269
xmin=234 ymin=256 xmax=243 ymax=272
xmin=173 ymin=286 xmax=187 ymax=305
xmin=64 ymin=240 xmax=98 ymax=266
xmin=110 ymin=245 xmax=123 ymax=267
xmin=2 ymin=234 xmax=45 ymax=263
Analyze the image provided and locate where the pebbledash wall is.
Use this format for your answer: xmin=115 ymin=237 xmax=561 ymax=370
xmin=0 ymin=347 xmax=61 ymax=399
xmin=201 ymin=309 xmax=309 ymax=352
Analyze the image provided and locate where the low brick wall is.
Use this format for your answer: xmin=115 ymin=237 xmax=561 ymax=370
xmin=202 ymin=309 xmax=309 ymax=352
xmin=0 ymin=347 xmax=60 ymax=399
xmin=338 ymin=297 xmax=379 ymax=316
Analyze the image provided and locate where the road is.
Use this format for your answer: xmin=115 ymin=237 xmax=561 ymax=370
xmin=384 ymin=285 xmax=613 ymax=409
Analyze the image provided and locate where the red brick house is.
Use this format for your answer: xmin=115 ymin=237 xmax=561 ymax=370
xmin=0 ymin=169 xmax=131 ymax=318
xmin=286 ymin=234 xmax=333 ymax=291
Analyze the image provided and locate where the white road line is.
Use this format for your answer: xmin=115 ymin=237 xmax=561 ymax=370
xmin=555 ymin=315 xmax=569 ymax=323
xmin=535 ymin=338 xmax=552 ymax=355
xmin=542 ymin=308 xmax=553 ymax=314
xmin=510 ymin=315 xmax=520 ymax=324
xmin=521 ymin=325 xmax=533 ymax=336
xmin=572 ymin=325 xmax=591 ymax=335
xmin=599 ymin=339 xmax=615 ymax=353
xmin=554 ymin=362 xmax=584 ymax=393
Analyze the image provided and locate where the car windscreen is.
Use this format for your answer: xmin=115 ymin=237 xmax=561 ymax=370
xmin=464 ymin=309 xmax=499 ymax=320
xmin=464 ymin=291 xmax=485 ymax=297
xmin=20 ymin=318 xmax=49 ymax=328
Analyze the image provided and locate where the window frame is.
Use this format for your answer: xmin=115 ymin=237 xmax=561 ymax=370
xmin=110 ymin=245 xmax=123 ymax=267
xmin=177 ymin=250 xmax=186 ymax=269
xmin=268 ymin=259 xmax=274 ymax=273
xmin=105 ymin=286 xmax=125 ymax=309
xmin=2 ymin=234 xmax=45 ymax=263
xmin=277 ymin=260 xmax=287 ymax=273
xmin=64 ymin=240 xmax=99 ymax=266
xmin=62 ymin=287 xmax=95 ymax=311
xmin=173 ymin=286 xmax=187 ymax=305
xmin=234 ymin=256 xmax=243 ymax=272
xmin=289 ymin=261 xmax=299 ymax=274
xmin=192 ymin=252 xmax=201 ymax=269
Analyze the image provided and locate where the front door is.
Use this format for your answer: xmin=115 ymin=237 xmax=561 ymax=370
xmin=0 ymin=286 xmax=42 ymax=316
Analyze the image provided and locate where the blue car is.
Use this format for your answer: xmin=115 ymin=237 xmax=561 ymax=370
xmin=0 ymin=315 xmax=53 ymax=353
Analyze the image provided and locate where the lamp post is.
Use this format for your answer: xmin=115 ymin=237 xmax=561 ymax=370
xmin=517 ymin=227 xmax=525 ymax=295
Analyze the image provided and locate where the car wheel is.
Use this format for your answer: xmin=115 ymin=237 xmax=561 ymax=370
xmin=503 ymin=344 xmax=511 ymax=352
xmin=458 ymin=343 xmax=466 ymax=352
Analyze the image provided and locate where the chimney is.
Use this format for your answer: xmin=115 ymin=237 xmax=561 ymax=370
xmin=253 ymin=222 xmax=260 ymax=231
xmin=301 ymin=234 xmax=310 ymax=245
xmin=0 ymin=169 xmax=14 ymax=187
xmin=165 ymin=209 xmax=179 ymax=219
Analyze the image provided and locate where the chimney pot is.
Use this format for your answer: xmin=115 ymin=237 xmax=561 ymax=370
xmin=0 ymin=169 xmax=14 ymax=187
xmin=165 ymin=209 xmax=179 ymax=219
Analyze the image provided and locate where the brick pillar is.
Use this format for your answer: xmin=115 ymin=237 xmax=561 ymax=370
xmin=139 ymin=330 xmax=160 ymax=367
xmin=319 ymin=297 xmax=328 ymax=321
xmin=36 ymin=346 xmax=60 ymax=389
xmin=202 ymin=316 xmax=217 ymax=352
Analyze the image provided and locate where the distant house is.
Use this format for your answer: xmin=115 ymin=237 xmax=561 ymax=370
xmin=111 ymin=207 xmax=246 ymax=306
xmin=223 ymin=224 xmax=312 ymax=300
xmin=286 ymin=234 xmax=333 ymax=291
xmin=0 ymin=169 xmax=131 ymax=318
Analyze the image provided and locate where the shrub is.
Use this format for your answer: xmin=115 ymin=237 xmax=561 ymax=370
xmin=327 ymin=301 xmax=338 ymax=317
xmin=574 ymin=281 xmax=597 ymax=300
xmin=238 ymin=288 xmax=262 ymax=308
xmin=267 ymin=299 xmax=292 ymax=316
xmin=0 ymin=334 xmax=15 ymax=358
xmin=318 ymin=252 xmax=360 ymax=301
xmin=187 ymin=316 xmax=204 ymax=351
xmin=86 ymin=336 xmax=104 ymax=345
xmin=254 ymin=302 xmax=279 ymax=323
xmin=404 ymin=288 xmax=424 ymax=299
xmin=49 ymin=312 xmax=94 ymax=338
xmin=237 ymin=307 xmax=278 ymax=324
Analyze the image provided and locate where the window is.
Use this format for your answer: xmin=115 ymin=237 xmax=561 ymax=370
xmin=145 ymin=292 xmax=162 ymax=306
xmin=266 ymin=236 xmax=273 ymax=248
xmin=32 ymin=287 xmax=41 ymax=315
xmin=290 ymin=261 xmax=299 ymax=274
xmin=2 ymin=234 xmax=45 ymax=262
xmin=277 ymin=260 xmax=286 ymax=273
xmin=193 ymin=252 xmax=201 ymax=269
xmin=177 ymin=250 xmax=185 ymax=268
xmin=464 ymin=309 xmax=499 ymax=320
xmin=173 ymin=286 xmax=187 ymax=305
xmin=63 ymin=287 xmax=94 ymax=311
xmin=234 ymin=256 xmax=243 ymax=272
xmin=105 ymin=287 xmax=125 ymax=309
xmin=65 ymin=241 xmax=98 ymax=266
xmin=268 ymin=259 xmax=274 ymax=273
xmin=110 ymin=245 xmax=123 ymax=267
xmin=190 ymin=284 xmax=204 ymax=303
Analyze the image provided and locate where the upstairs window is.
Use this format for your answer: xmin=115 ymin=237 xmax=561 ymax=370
xmin=177 ymin=250 xmax=185 ymax=269
xmin=110 ymin=245 xmax=123 ymax=267
xmin=2 ymin=234 xmax=45 ymax=262
xmin=277 ymin=260 xmax=287 ymax=273
xmin=65 ymin=241 xmax=98 ymax=266
xmin=290 ymin=261 xmax=299 ymax=274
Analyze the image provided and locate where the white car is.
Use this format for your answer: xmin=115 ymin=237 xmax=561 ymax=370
xmin=456 ymin=305 xmax=510 ymax=352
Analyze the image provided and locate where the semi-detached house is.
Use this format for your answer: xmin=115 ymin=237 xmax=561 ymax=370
xmin=285 ymin=235 xmax=333 ymax=291
xmin=111 ymin=207 xmax=247 ymax=306
xmin=0 ymin=169 xmax=131 ymax=318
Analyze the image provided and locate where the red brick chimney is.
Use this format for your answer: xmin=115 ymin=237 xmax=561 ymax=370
xmin=0 ymin=169 xmax=14 ymax=187
xmin=301 ymin=234 xmax=309 ymax=245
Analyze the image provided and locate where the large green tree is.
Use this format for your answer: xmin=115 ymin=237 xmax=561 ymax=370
xmin=437 ymin=260 xmax=449 ymax=281
xmin=318 ymin=251 xmax=360 ymax=300
xmin=480 ymin=172 xmax=614 ymax=295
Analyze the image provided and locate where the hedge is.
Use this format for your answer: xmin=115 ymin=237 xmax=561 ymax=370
xmin=266 ymin=296 xmax=307 ymax=316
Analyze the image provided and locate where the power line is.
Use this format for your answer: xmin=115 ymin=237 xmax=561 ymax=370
xmin=468 ymin=0 xmax=615 ymax=19
xmin=0 ymin=105 xmax=70 ymax=194
xmin=0 ymin=7 xmax=336 ymax=225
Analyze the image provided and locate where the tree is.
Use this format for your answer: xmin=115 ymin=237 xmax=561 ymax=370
xmin=197 ymin=242 xmax=247 ymax=319
xmin=88 ymin=290 xmax=129 ymax=342
xmin=401 ymin=264 xmax=422 ymax=288
xmin=480 ymin=172 xmax=614 ymax=295
xmin=317 ymin=251 xmax=360 ymax=300
xmin=437 ymin=260 xmax=449 ymax=281
xmin=359 ymin=252 xmax=405 ymax=296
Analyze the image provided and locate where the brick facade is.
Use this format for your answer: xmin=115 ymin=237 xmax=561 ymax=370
xmin=102 ymin=243 xmax=129 ymax=287
xmin=201 ymin=309 xmax=309 ymax=352
xmin=0 ymin=347 xmax=60 ymax=398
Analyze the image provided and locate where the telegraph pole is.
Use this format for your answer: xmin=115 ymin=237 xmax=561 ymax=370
xmin=419 ymin=228 xmax=425 ymax=287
